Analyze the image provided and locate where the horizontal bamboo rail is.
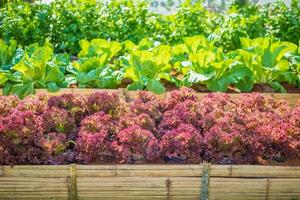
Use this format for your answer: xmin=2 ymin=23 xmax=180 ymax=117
xmin=0 ymin=88 xmax=299 ymax=106
xmin=0 ymin=164 xmax=300 ymax=200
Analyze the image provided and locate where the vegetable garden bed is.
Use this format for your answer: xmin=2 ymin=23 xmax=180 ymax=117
xmin=1 ymin=164 xmax=300 ymax=200
xmin=0 ymin=88 xmax=299 ymax=199
xmin=1 ymin=1 xmax=300 ymax=199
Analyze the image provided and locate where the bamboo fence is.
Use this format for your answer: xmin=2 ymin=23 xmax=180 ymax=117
xmin=0 ymin=164 xmax=300 ymax=199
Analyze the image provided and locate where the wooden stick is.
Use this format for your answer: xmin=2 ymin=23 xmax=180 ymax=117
xmin=0 ymin=167 xmax=3 ymax=177
xmin=69 ymin=164 xmax=78 ymax=200
xmin=200 ymin=163 xmax=211 ymax=200
xmin=265 ymin=178 xmax=270 ymax=200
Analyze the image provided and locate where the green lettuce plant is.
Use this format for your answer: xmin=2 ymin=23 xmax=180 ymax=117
xmin=69 ymin=39 xmax=123 ymax=88
xmin=178 ymin=36 xmax=254 ymax=92
xmin=234 ymin=37 xmax=299 ymax=92
xmin=3 ymin=41 xmax=69 ymax=98
xmin=0 ymin=39 xmax=23 ymax=87
xmin=122 ymin=43 xmax=173 ymax=94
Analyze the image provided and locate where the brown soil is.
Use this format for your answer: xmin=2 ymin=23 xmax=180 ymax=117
xmin=252 ymin=83 xmax=276 ymax=93
xmin=191 ymin=82 xmax=300 ymax=93
xmin=85 ymin=158 xmax=300 ymax=166
xmin=161 ymin=79 xmax=178 ymax=91
xmin=119 ymin=78 xmax=133 ymax=88
xmin=257 ymin=158 xmax=300 ymax=166
xmin=251 ymin=83 xmax=300 ymax=93
xmin=281 ymin=82 xmax=300 ymax=93
xmin=69 ymin=80 xmax=300 ymax=93
xmin=191 ymin=83 xmax=211 ymax=92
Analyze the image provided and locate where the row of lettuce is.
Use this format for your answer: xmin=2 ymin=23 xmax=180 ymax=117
xmin=0 ymin=88 xmax=299 ymax=165
xmin=1 ymin=35 xmax=300 ymax=98
xmin=0 ymin=0 xmax=299 ymax=54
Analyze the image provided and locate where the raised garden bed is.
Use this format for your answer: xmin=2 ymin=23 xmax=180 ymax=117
xmin=1 ymin=1 xmax=300 ymax=199
xmin=1 ymin=164 xmax=300 ymax=200
xmin=0 ymin=88 xmax=299 ymax=199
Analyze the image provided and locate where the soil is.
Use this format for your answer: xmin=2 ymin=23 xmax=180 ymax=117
xmin=257 ymin=158 xmax=300 ymax=166
xmin=279 ymin=82 xmax=300 ymax=93
xmin=81 ymin=158 xmax=300 ymax=166
xmin=251 ymin=83 xmax=300 ymax=93
xmin=119 ymin=78 xmax=133 ymax=88
xmin=161 ymin=79 xmax=178 ymax=91
xmin=191 ymin=82 xmax=300 ymax=93
xmin=69 ymin=80 xmax=300 ymax=93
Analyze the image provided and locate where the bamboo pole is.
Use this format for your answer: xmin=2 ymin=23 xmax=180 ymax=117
xmin=200 ymin=163 xmax=210 ymax=200
xmin=69 ymin=164 xmax=78 ymax=200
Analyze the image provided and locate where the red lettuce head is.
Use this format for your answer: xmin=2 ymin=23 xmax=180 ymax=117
xmin=119 ymin=113 xmax=158 ymax=136
xmin=76 ymin=130 xmax=114 ymax=164
xmin=87 ymin=92 xmax=120 ymax=115
xmin=113 ymin=125 xmax=160 ymax=163
xmin=160 ymin=124 xmax=203 ymax=163
xmin=130 ymin=91 xmax=162 ymax=122
xmin=79 ymin=111 xmax=117 ymax=136
xmin=163 ymin=87 xmax=198 ymax=110
xmin=42 ymin=107 xmax=76 ymax=135
xmin=48 ymin=94 xmax=88 ymax=123
xmin=0 ymin=95 xmax=19 ymax=117
xmin=14 ymin=94 xmax=48 ymax=115
xmin=1 ymin=111 xmax=44 ymax=164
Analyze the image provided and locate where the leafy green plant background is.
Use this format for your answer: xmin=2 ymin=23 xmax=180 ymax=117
xmin=1 ymin=0 xmax=299 ymax=53
xmin=0 ymin=0 xmax=299 ymax=98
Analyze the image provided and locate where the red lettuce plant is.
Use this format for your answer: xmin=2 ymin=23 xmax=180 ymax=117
xmin=197 ymin=93 xmax=299 ymax=164
xmin=159 ymin=100 xmax=202 ymax=135
xmin=198 ymin=93 xmax=236 ymax=115
xmin=13 ymin=94 xmax=48 ymax=115
xmin=203 ymin=122 xmax=252 ymax=164
xmin=87 ymin=92 xmax=120 ymax=115
xmin=119 ymin=113 xmax=158 ymax=136
xmin=130 ymin=91 xmax=163 ymax=122
xmin=287 ymin=104 xmax=300 ymax=132
xmin=0 ymin=115 xmax=12 ymax=164
xmin=48 ymin=94 xmax=88 ymax=124
xmin=160 ymin=124 xmax=203 ymax=163
xmin=163 ymin=87 xmax=198 ymax=110
xmin=0 ymin=111 xmax=45 ymax=164
xmin=236 ymin=93 xmax=291 ymax=116
xmin=244 ymin=111 xmax=296 ymax=161
xmin=0 ymin=95 xmax=19 ymax=117
xmin=38 ymin=132 xmax=68 ymax=164
xmin=113 ymin=125 xmax=160 ymax=163
xmin=76 ymin=112 xmax=116 ymax=163
xmin=42 ymin=107 xmax=76 ymax=135
xmin=286 ymin=102 xmax=300 ymax=158
xmin=79 ymin=111 xmax=117 ymax=136
xmin=76 ymin=131 xmax=113 ymax=164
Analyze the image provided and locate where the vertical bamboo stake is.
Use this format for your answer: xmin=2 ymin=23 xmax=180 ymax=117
xmin=118 ymin=88 xmax=127 ymax=102
xmin=0 ymin=166 xmax=3 ymax=176
xmin=229 ymin=165 xmax=233 ymax=177
xmin=71 ymin=88 xmax=75 ymax=95
xmin=114 ymin=165 xmax=118 ymax=177
xmin=200 ymin=162 xmax=211 ymax=200
xmin=265 ymin=178 xmax=270 ymax=200
xmin=69 ymin=164 xmax=78 ymax=200
xmin=166 ymin=177 xmax=171 ymax=200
